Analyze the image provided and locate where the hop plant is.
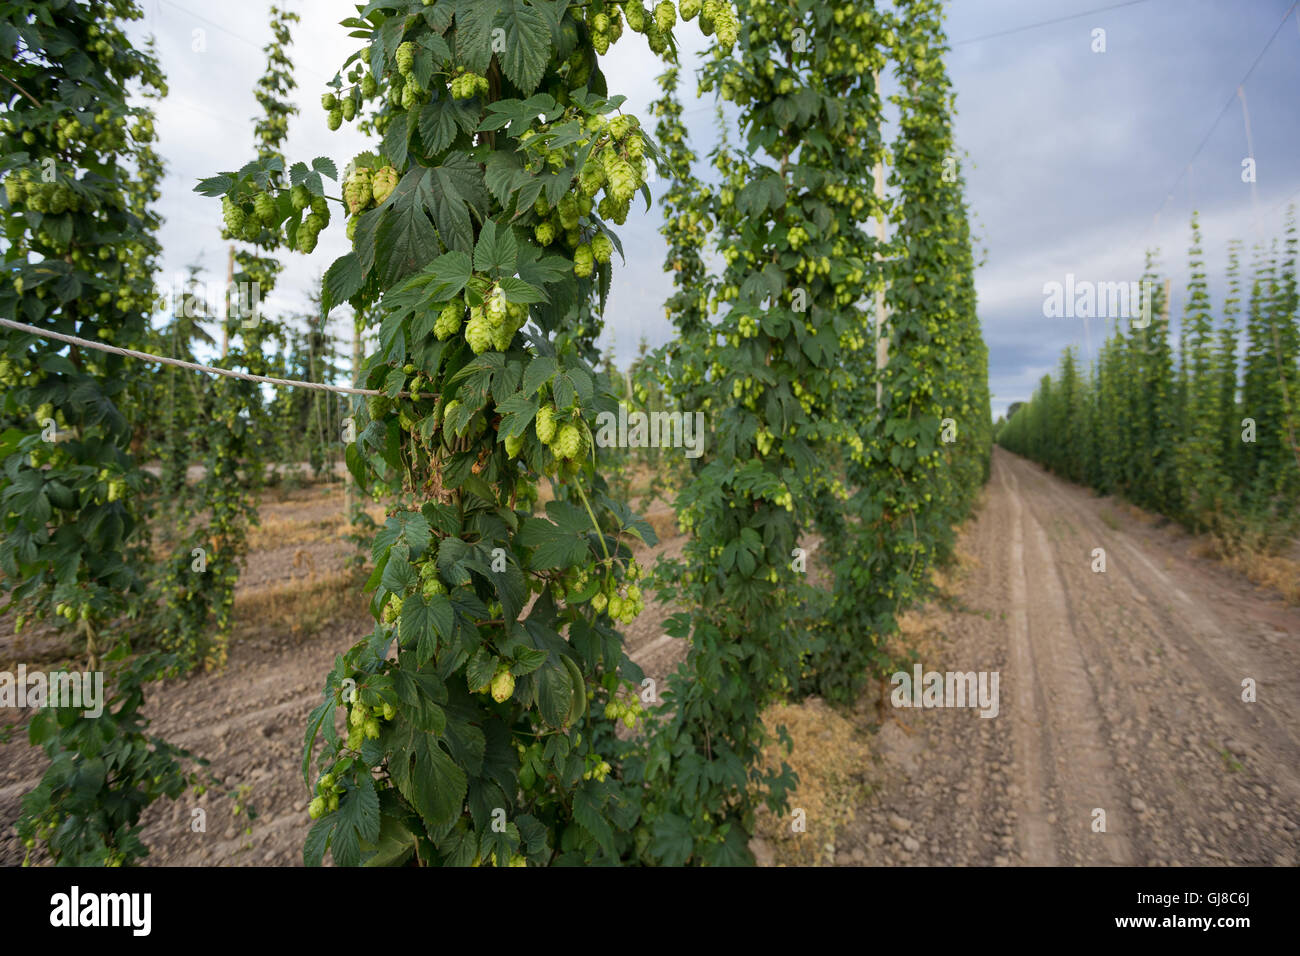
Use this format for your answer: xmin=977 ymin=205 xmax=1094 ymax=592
xmin=290 ymin=183 xmax=310 ymax=211
xmin=504 ymin=432 xmax=525 ymax=458
xmin=534 ymin=220 xmax=555 ymax=246
xmin=327 ymin=108 xmax=343 ymax=130
xmin=592 ymin=233 xmax=613 ymax=264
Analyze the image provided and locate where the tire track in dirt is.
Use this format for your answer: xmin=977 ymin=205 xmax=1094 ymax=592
xmin=999 ymin=462 xmax=1058 ymax=865
xmin=840 ymin=447 xmax=1300 ymax=867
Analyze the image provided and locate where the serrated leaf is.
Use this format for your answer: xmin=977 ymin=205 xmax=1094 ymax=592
xmin=323 ymin=252 xmax=363 ymax=316
xmin=455 ymin=0 xmax=498 ymax=74
xmin=522 ymin=355 xmax=556 ymax=395
xmin=194 ymin=174 xmax=233 ymax=197
xmin=500 ymin=0 xmax=550 ymax=94
xmin=312 ymin=156 xmax=339 ymax=180
xmin=536 ymin=658 xmax=573 ymax=728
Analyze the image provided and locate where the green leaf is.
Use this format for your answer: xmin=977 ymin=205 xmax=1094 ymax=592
xmin=418 ymin=98 xmax=460 ymax=155
xmin=518 ymin=516 xmax=588 ymax=569
xmin=377 ymin=171 xmax=438 ymax=288
xmin=362 ymin=814 xmax=418 ymax=867
xmin=536 ymin=658 xmax=573 ymax=728
xmin=390 ymin=732 xmax=467 ymax=829
xmin=496 ymin=392 xmax=538 ymax=438
xmin=499 ymin=0 xmax=550 ymax=94
xmin=651 ymin=813 xmax=694 ymax=866
xmin=497 ymin=275 xmax=543 ymax=304
xmin=323 ymin=252 xmax=363 ymax=315
xmin=422 ymin=249 xmax=474 ymax=299
xmin=423 ymin=155 xmax=490 ymax=255
xmin=454 ymin=0 xmax=498 ymax=75
xmin=573 ymin=789 xmax=615 ymax=856
xmin=522 ymin=355 xmax=556 ymax=395
xmin=194 ymin=174 xmax=233 ymax=197
xmin=304 ymin=817 xmax=334 ymax=867
xmin=311 ymin=156 xmax=339 ymax=180
xmin=436 ymin=537 xmax=474 ymax=586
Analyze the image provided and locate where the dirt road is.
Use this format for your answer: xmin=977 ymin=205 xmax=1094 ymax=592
xmin=836 ymin=447 xmax=1300 ymax=866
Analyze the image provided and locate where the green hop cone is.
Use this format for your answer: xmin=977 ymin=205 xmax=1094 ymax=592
xmin=680 ymin=0 xmax=702 ymax=19
xmin=714 ymin=2 xmax=739 ymax=48
xmin=308 ymin=796 xmax=326 ymax=819
xmin=321 ymin=92 xmax=338 ymax=111
xmin=290 ymin=184 xmax=309 ymax=210
xmin=342 ymin=97 xmax=356 ymax=121
xmin=573 ymin=243 xmax=594 ymax=278
xmin=465 ymin=310 xmax=493 ymax=353
xmin=557 ymin=194 xmax=579 ymax=230
xmin=402 ymin=84 xmax=419 ymax=111
xmin=554 ymin=423 xmax=583 ymax=460
xmin=396 ymin=41 xmax=415 ymax=76
xmin=578 ymin=158 xmax=606 ymax=196
xmin=504 ymin=432 xmax=524 ymax=458
xmin=434 ymin=301 xmax=463 ymax=340
xmin=371 ymin=166 xmax=398 ymax=204
xmin=626 ymin=1 xmax=647 ymax=31
xmin=592 ymin=232 xmax=613 ymax=264
xmin=361 ymin=73 xmax=378 ymax=97
xmin=421 ymin=576 xmax=447 ymax=599
xmin=534 ymin=220 xmax=555 ymax=246
xmin=367 ymin=394 xmax=392 ymax=420
xmin=535 ymin=404 xmax=558 ymax=444
xmin=344 ymin=168 xmax=372 ymax=215
xmin=254 ymin=192 xmax=276 ymax=224
xmin=327 ymin=108 xmax=343 ymax=131
xmin=654 ymin=0 xmax=676 ymax=33
xmin=490 ymin=667 xmax=515 ymax=704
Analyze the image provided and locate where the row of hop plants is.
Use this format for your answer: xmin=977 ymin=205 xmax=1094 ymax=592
xmin=0 ymin=0 xmax=342 ymax=865
xmin=640 ymin=0 xmax=992 ymax=863
xmin=996 ymin=211 xmax=1300 ymax=550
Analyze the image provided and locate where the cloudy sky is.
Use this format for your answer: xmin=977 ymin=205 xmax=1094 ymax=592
xmin=126 ymin=0 xmax=1300 ymax=419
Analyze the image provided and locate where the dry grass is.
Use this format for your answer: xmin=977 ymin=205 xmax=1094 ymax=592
xmin=246 ymin=512 xmax=350 ymax=552
xmin=232 ymin=565 xmax=369 ymax=641
xmin=1217 ymin=547 xmax=1300 ymax=603
xmin=752 ymin=699 xmax=874 ymax=866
